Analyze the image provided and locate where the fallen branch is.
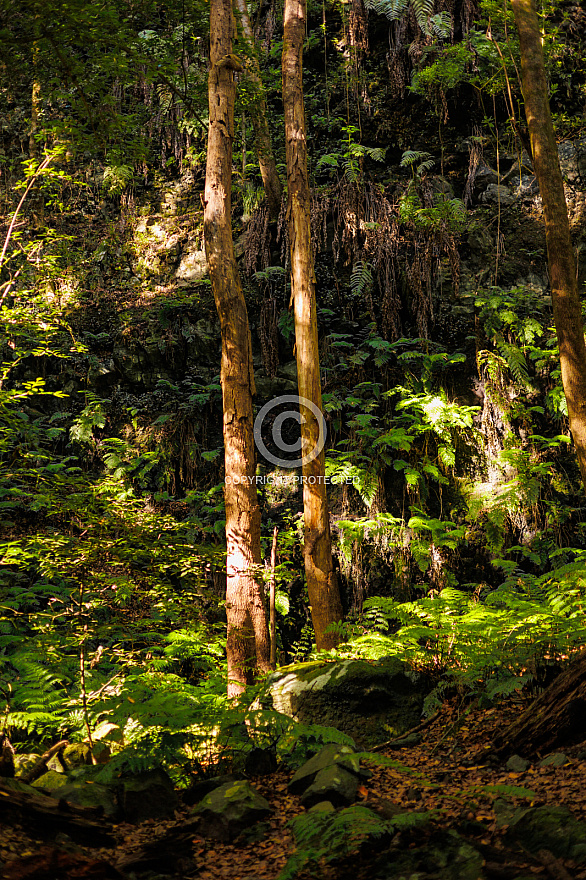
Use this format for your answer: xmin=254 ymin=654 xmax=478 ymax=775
xmin=21 ymin=739 xmax=69 ymax=784
xmin=370 ymin=710 xmax=441 ymax=752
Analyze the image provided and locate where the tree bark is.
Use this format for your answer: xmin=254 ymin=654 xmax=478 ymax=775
xmin=204 ymin=0 xmax=271 ymax=695
xmin=493 ymin=649 xmax=586 ymax=756
xmin=234 ymin=0 xmax=283 ymax=219
xmin=511 ymin=0 xmax=586 ymax=487
xmin=282 ymin=0 xmax=343 ymax=650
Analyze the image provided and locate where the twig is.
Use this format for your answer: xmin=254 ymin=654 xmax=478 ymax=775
xmin=371 ymin=710 xmax=441 ymax=752
xmin=0 ymin=154 xmax=55 ymax=308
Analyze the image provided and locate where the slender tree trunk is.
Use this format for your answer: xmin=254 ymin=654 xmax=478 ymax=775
xmin=29 ymin=17 xmax=41 ymax=159
xmin=234 ymin=0 xmax=283 ymax=218
xmin=282 ymin=0 xmax=343 ymax=650
xmin=204 ymin=0 xmax=271 ymax=695
xmin=269 ymin=525 xmax=278 ymax=668
xmin=511 ymin=0 xmax=586 ymax=487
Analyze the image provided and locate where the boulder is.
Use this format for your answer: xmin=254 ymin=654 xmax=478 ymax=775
xmin=32 ymin=770 xmax=70 ymax=792
xmin=300 ymin=764 xmax=359 ymax=809
xmin=265 ymin=657 xmax=427 ymax=746
xmin=505 ymin=805 xmax=586 ymax=862
xmin=62 ymin=743 xmax=93 ymax=770
xmin=57 ymin=781 xmax=120 ymax=819
xmin=505 ymin=754 xmax=530 ymax=772
xmin=539 ymin=752 xmax=569 ymax=768
xmin=479 ymin=184 xmax=515 ymax=205
xmin=119 ymin=768 xmax=178 ymax=823
xmin=288 ymin=743 xmax=360 ymax=795
xmin=0 ymin=777 xmax=40 ymax=796
xmin=93 ymin=721 xmax=124 ymax=744
xmin=183 ymin=773 xmax=244 ymax=807
xmin=195 ymin=780 xmax=272 ymax=842
xmin=374 ymin=829 xmax=482 ymax=879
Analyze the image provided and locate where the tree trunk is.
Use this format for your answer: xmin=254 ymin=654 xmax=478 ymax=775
xmin=493 ymin=649 xmax=586 ymax=756
xmin=204 ymin=0 xmax=271 ymax=695
xmin=234 ymin=0 xmax=283 ymax=219
xmin=511 ymin=0 xmax=586 ymax=487
xmin=282 ymin=0 xmax=343 ymax=650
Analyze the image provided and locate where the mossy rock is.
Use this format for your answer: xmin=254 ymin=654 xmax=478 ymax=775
xmin=195 ymin=780 xmax=272 ymax=842
xmin=375 ymin=829 xmax=483 ymax=880
xmin=506 ymin=805 xmax=586 ymax=862
xmin=58 ymin=781 xmax=120 ymax=819
xmin=0 ymin=777 xmax=40 ymax=796
xmin=63 ymin=743 xmax=93 ymax=769
xmin=31 ymin=770 xmax=71 ymax=792
xmin=288 ymin=743 xmax=360 ymax=794
xmin=265 ymin=657 xmax=428 ymax=747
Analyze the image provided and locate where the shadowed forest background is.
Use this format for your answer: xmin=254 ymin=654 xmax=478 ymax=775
xmin=2 ymin=0 xmax=586 ymax=876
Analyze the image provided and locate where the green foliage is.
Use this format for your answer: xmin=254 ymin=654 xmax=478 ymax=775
xmin=363 ymin=0 xmax=449 ymax=38
xmin=281 ymin=806 xmax=431 ymax=880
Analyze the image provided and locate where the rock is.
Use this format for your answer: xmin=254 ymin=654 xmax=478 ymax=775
xmin=47 ymin=753 xmax=68 ymax=773
xmin=300 ymin=764 xmax=360 ymax=809
xmin=119 ymin=768 xmax=178 ymax=823
xmin=479 ymin=184 xmax=515 ymax=205
xmin=308 ymin=801 xmax=336 ymax=813
xmin=13 ymin=754 xmax=40 ymax=777
xmin=506 ymin=805 xmax=586 ymax=862
xmin=374 ymin=829 xmax=483 ymax=879
xmin=265 ymin=657 xmax=427 ymax=746
xmin=195 ymin=780 xmax=272 ymax=842
xmin=473 ymin=164 xmax=500 ymax=192
xmin=513 ymin=174 xmax=540 ymax=199
xmin=32 ymin=770 xmax=71 ymax=792
xmin=62 ymin=743 xmax=93 ymax=770
xmin=93 ymin=721 xmax=124 ymax=743
xmin=506 ymin=754 xmax=530 ymax=772
xmin=57 ymin=781 xmax=120 ymax=819
xmin=539 ymin=752 xmax=569 ymax=768
xmin=175 ymin=237 xmax=208 ymax=282
xmin=0 ymin=777 xmax=40 ymax=796
xmin=558 ymin=138 xmax=586 ymax=185
xmin=183 ymin=773 xmax=244 ymax=807
xmin=288 ymin=743 xmax=360 ymax=795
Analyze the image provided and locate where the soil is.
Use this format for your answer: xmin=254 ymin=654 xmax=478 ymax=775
xmin=2 ymin=695 xmax=586 ymax=879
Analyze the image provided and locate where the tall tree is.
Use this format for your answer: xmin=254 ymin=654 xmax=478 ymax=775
xmin=234 ymin=0 xmax=283 ymax=219
xmin=204 ymin=0 xmax=271 ymax=694
xmin=282 ymin=0 xmax=343 ymax=650
xmin=511 ymin=0 xmax=586 ymax=487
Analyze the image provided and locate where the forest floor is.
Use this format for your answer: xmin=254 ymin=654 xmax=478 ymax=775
xmin=2 ymin=696 xmax=586 ymax=880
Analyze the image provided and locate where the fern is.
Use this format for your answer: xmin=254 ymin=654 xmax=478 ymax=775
xmin=350 ymin=260 xmax=374 ymax=297
xmin=363 ymin=0 xmax=437 ymax=35
xmin=495 ymin=334 xmax=530 ymax=386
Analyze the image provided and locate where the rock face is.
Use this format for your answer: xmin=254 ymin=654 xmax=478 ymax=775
xmin=265 ymin=658 xmax=427 ymax=746
xmin=195 ymin=780 xmax=272 ymax=841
